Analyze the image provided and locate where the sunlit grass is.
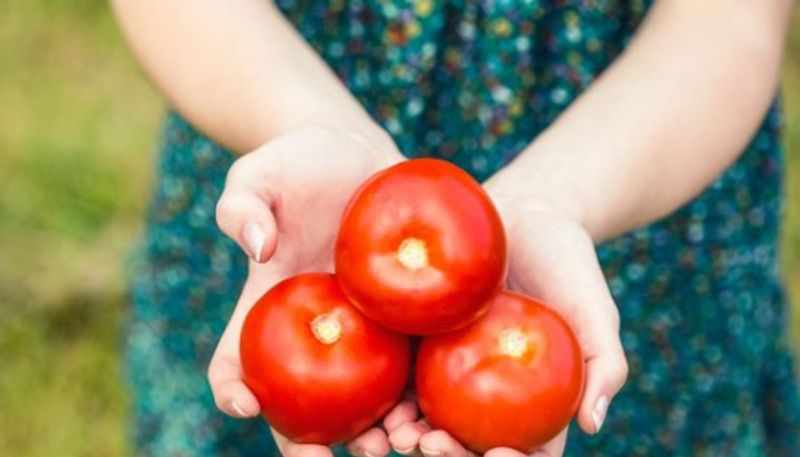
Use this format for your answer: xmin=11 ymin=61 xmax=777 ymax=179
xmin=0 ymin=2 xmax=797 ymax=457
xmin=0 ymin=1 xmax=158 ymax=456
xmin=783 ymin=10 xmax=800 ymax=351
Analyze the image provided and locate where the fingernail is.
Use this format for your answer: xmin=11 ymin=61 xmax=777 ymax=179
xmin=592 ymin=395 xmax=609 ymax=433
xmin=243 ymin=222 xmax=266 ymax=262
xmin=419 ymin=446 xmax=442 ymax=456
xmin=364 ymin=451 xmax=379 ymax=457
xmin=231 ymin=400 xmax=248 ymax=418
xmin=396 ymin=447 xmax=415 ymax=455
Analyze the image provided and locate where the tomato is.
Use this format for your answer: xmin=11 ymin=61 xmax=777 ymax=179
xmin=335 ymin=158 xmax=507 ymax=335
xmin=416 ymin=291 xmax=585 ymax=453
xmin=240 ymin=273 xmax=411 ymax=444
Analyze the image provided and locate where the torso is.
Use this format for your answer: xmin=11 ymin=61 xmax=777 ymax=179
xmin=127 ymin=1 xmax=800 ymax=455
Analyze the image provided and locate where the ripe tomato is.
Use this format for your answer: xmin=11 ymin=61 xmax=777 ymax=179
xmin=240 ymin=273 xmax=411 ymax=444
xmin=335 ymin=158 xmax=507 ymax=335
xmin=416 ymin=291 xmax=584 ymax=453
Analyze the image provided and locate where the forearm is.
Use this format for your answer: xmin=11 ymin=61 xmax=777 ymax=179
xmin=112 ymin=0 xmax=390 ymax=154
xmin=488 ymin=0 xmax=793 ymax=242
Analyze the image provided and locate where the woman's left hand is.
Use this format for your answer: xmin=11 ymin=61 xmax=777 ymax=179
xmin=387 ymin=183 xmax=629 ymax=457
xmin=207 ymin=124 xmax=409 ymax=457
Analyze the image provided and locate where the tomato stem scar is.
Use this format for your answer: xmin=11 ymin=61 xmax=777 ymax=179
xmin=311 ymin=314 xmax=342 ymax=344
xmin=499 ymin=328 xmax=528 ymax=358
xmin=397 ymin=237 xmax=428 ymax=270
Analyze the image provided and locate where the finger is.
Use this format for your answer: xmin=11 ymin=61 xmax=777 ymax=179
xmin=418 ymin=430 xmax=477 ymax=457
xmin=208 ymin=262 xmax=285 ymax=418
xmin=530 ymin=427 xmax=568 ymax=457
xmin=484 ymin=427 xmax=567 ymax=457
xmin=484 ymin=448 xmax=527 ymax=457
xmin=577 ymin=332 xmax=627 ymax=434
xmin=273 ymin=429 xmax=333 ymax=457
xmin=216 ymin=149 xmax=280 ymax=263
xmin=389 ymin=420 xmax=431 ymax=455
xmin=384 ymin=399 xmax=420 ymax=432
xmin=207 ymin=353 xmax=260 ymax=418
xmin=347 ymin=427 xmax=391 ymax=457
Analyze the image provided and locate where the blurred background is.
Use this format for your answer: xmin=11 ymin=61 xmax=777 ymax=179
xmin=0 ymin=1 xmax=798 ymax=456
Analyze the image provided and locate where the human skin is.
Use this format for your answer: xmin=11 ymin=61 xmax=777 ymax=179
xmin=112 ymin=0 xmax=794 ymax=456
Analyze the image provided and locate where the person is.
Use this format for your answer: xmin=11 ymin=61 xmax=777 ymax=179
xmin=113 ymin=0 xmax=800 ymax=456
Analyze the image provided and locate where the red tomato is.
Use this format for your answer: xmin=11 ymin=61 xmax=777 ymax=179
xmin=335 ymin=158 xmax=507 ymax=335
xmin=416 ymin=291 xmax=585 ymax=453
xmin=240 ymin=273 xmax=411 ymax=444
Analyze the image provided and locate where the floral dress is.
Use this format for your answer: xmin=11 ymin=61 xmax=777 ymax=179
xmin=126 ymin=1 xmax=800 ymax=456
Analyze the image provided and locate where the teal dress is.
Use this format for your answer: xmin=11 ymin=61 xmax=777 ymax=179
xmin=127 ymin=1 xmax=800 ymax=456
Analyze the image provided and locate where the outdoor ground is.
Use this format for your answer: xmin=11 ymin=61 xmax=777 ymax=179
xmin=0 ymin=2 xmax=798 ymax=456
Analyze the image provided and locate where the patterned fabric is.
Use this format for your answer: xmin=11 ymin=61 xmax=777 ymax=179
xmin=126 ymin=1 xmax=800 ymax=456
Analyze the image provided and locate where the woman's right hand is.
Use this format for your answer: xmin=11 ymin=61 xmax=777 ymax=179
xmin=385 ymin=202 xmax=628 ymax=457
xmin=208 ymin=124 xmax=410 ymax=457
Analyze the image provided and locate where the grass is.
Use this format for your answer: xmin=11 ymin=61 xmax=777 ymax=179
xmin=0 ymin=1 xmax=158 ymax=456
xmin=0 ymin=2 xmax=798 ymax=456
xmin=783 ymin=12 xmax=800 ymax=349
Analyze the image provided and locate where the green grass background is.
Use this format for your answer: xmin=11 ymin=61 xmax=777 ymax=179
xmin=0 ymin=1 xmax=798 ymax=456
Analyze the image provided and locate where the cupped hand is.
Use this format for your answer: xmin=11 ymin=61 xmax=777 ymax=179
xmin=207 ymin=124 xmax=410 ymax=457
xmin=388 ymin=188 xmax=628 ymax=457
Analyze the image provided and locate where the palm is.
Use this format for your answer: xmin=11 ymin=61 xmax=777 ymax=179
xmin=506 ymin=209 xmax=617 ymax=351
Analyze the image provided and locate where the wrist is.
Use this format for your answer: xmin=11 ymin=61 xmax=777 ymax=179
xmin=484 ymin=148 xmax=594 ymax=241
xmin=274 ymin=118 xmax=404 ymax=169
xmin=336 ymin=120 xmax=405 ymax=168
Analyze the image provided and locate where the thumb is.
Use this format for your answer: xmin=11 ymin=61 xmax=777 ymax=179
xmin=216 ymin=150 xmax=279 ymax=263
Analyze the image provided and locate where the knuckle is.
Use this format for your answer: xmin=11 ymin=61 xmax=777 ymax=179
xmin=606 ymin=303 xmax=621 ymax=332
xmin=206 ymin=359 xmax=233 ymax=413
xmin=207 ymin=382 xmax=227 ymax=412
xmin=206 ymin=356 xmax=220 ymax=386
xmin=210 ymin=387 xmax=227 ymax=412
xmin=215 ymin=194 xmax=236 ymax=228
xmin=215 ymin=194 xmax=249 ymax=236
xmin=610 ymin=353 xmax=630 ymax=388
xmin=213 ymin=396 xmax=227 ymax=413
xmin=206 ymin=362 xmax=215 ymax=386
xmin=225 ymin=156 xmax=251 ymax=184
xmin=619 ymin=355 xmax=630 ymax=382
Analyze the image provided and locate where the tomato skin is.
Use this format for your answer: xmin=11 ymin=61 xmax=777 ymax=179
xmin=416 ymin=291 xmax=585 ymax=453
xmin=335 ymin=158 xmax=507 ymax=335
xmin=240 ymin=273 xmax=411 ymax=444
